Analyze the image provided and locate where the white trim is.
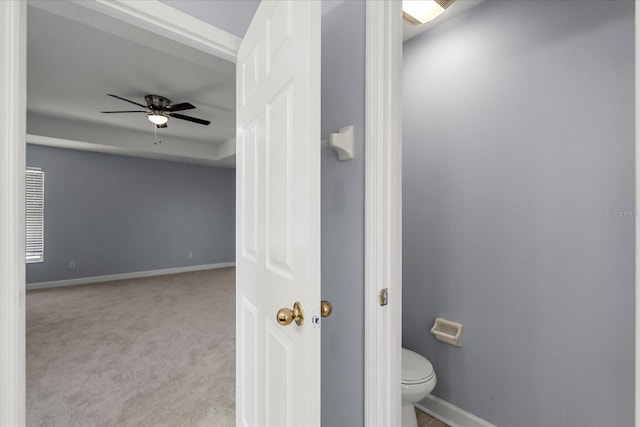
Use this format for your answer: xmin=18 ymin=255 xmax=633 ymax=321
xmin=365 ymin=1 xmax=403 ymax=426
xmin=27 ymin=262 xmax=235 ymax=291
xmin=27 ymin=134 xmax=134 ymax=154
xmin=26 ymin=134 xmax=231 ymax=168
xmin=635 ymin=2 xmax=639 ymax=426
xmin=84 ymin=0 xmax=240 ymax=62
xmin=416 ymin=396 xmax=496 ymax=427
xmin=0 ymin=1 xmax=26 ymax=425
xmin=27 ymin=0 xmax=241 ymax=63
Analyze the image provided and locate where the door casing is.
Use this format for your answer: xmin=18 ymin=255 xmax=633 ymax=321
xmin=0 ymin=0 xmax=403 ymax=425
xmin=364 ymin=1 xmax=402 ymax=425
xmin=0 ymin=2 xmax=27 ymax=425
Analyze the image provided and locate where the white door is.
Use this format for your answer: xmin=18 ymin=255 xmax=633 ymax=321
xmin=235 ymin=1 xmax=321 ymax=426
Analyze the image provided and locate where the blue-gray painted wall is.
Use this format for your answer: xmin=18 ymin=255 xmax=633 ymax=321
xmin=320 ymin=2 xmax=365 ymax=426
xmin=26 ymin=145 xmax=236 ymax=283
xmin=402 ymin=1 xmax=634 ymax=426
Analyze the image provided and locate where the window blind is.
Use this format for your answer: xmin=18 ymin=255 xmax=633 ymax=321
xmin=26 ymin=167 xmax=44 ymax=263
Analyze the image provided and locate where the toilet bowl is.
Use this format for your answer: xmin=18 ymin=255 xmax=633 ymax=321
xmin=401 ymin=348 xmax=436 ymax=427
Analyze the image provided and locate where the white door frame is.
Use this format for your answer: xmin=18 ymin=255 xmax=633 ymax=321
xmin=364 ymin=1 xmax=403 ymax=425
xmin=0 ymin=1 xmax=402 ymax=425
xmin=0 ymin=2 xmax=27 ymax=426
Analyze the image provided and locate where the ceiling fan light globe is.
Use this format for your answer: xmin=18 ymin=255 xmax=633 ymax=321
xmin=147 ymin=112 xmax=168 ymax=125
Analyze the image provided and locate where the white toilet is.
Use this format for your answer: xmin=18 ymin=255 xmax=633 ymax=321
xmin=401 ymin=348 xmax=437 ymax=427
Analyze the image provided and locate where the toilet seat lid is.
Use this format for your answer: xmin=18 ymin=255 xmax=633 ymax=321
xmin=402 ymin=348 xmax=434 ymax=384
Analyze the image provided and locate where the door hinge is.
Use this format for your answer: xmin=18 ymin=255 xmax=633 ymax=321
xmin=379 ymin=288 xmax=389 ymax=306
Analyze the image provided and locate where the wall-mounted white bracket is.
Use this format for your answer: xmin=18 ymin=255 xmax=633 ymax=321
xmin=327 ymin=125 xmax=354 ymax=160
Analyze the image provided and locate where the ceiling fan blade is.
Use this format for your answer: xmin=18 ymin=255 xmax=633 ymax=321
xmin=101 ymin=110 xmax=148 ymax=113
xmin=168 ymin=113 xmax=211 ymax=126
xmin=166 ymin=102 xmax=195 ymax=112
xmin=107 ymin=94 xmax=147 ymax=109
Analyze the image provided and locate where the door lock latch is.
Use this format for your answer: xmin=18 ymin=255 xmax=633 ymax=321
xmin=379 ymin=288 xmax=389 ymax=306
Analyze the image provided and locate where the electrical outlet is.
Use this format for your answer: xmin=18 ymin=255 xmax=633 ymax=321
xmin=69 ymin=260 xmax=76 ymax=269
xmin=188 ymin=252 xmax=193 ymax=259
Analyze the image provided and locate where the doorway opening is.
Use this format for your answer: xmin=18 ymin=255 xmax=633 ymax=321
xmin=24 ymin=2 xmax=239 ymax=425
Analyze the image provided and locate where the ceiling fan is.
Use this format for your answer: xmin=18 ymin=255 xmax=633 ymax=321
xmin=101 ymin=94 xmax=211 ymax=128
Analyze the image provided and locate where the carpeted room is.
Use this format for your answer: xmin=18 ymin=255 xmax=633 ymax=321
xmin=25 ymin=146 xmax=237 ymax=426
xmin=25 ymin=4 xmax=239 ymax=424
xmin=27 ymin=269 xmax=235 ymax=427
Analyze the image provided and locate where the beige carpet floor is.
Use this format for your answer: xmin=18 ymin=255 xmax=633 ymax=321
xmin=26 ymin=268 xmax=235 ymax=427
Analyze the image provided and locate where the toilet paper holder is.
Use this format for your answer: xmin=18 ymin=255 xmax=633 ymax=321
xmin=430 ymin=317 xmax=462 ymax=347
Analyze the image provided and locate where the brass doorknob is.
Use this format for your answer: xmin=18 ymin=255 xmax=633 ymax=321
xmin=321 ymin=300 xmax=333 ymax=318
xmin=276 ymin=301 xmax=304 ymax=326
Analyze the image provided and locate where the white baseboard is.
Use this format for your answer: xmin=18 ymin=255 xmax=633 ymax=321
xmin=26 ymin=262 xmax=235 ymax=291
xmin=416 ymin=395 xmax=496 ymax=427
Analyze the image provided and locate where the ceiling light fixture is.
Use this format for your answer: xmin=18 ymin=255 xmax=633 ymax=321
xmin=403 ymin=0 xmax=453 ymax=25
xmin=147 ymin=112 xmax=168 ymax=126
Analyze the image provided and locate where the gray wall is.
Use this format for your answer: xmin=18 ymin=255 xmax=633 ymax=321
xmin=26 ymin=145 xmax=235 ymax=283
xmin=320 ymin=1 xmax=365 ymax=426
xmin=402 ymin=1 xmax=634 ymax=426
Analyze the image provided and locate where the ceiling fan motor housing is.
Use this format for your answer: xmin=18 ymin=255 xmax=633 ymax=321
xmin=145 ymin=94 xmax=171 ymax=110
xmin=101 ymin=93 xmax=211 ymax=127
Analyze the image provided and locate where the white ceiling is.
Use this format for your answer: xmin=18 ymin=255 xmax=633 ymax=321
xmin=27 ymin=3 xmax=237 ymax=167
xmin=26 ymin=0 xmax=484 ymax=168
